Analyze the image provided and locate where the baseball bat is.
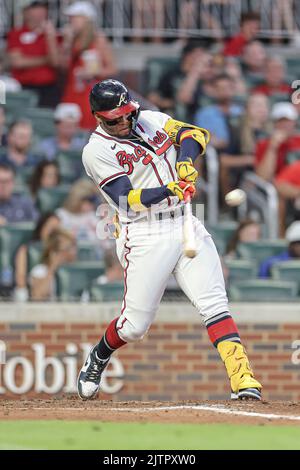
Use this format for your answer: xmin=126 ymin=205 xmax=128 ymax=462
xmin=183 ymin=193 xmax=197 ymax=258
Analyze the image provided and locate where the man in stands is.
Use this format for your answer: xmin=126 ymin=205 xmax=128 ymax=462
xmin=223 ymin=12 xmax=260 ymax=57
xmin=252 ymin=56 xmax=291 ymax=99
xmin=35 ymin=103 xmax=86 ymax=160
xmin=255 ymin=102 xmax=300 ymax=181
xmin=0 ymin=163 xmax=38 ymax=225
xmin=0 ymin=120 xmax=37 ymax=171
xmin=7 ymin=0 xmax=59 ymax=107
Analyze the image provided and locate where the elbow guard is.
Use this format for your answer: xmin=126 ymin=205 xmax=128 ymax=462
xmin=127 ymin=189 xmax=147 ymax=212
xmin=164 ymin=118 xmax=210 ymax=155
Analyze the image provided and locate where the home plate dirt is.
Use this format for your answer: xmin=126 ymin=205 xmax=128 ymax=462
xmin=1 ymin=398 xmax=300 ymax=425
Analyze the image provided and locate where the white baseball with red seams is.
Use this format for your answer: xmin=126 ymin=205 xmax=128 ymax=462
xmin=82 ymin=110 xmax=228 ymax=343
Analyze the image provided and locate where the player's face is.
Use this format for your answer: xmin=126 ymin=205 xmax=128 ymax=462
xmin=97 ymin=112 xmax=135 ymax=138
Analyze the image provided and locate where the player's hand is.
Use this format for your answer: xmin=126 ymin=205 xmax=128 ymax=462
xmin=167 ymin=181 xmax=196 ymax=201
xmin=176 ymin=158 xmax=198 ymax=183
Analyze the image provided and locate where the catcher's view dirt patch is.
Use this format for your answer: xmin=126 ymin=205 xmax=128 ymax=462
xmin=1 ymin=398 xmax=300 ymax=425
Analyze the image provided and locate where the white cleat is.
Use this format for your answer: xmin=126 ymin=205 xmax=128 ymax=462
xmin=77 ymin=346 xmax=110 ymax=400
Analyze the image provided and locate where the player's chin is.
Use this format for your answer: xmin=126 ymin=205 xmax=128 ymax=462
xmin=117 ymin=126 xmax=132 ymax=137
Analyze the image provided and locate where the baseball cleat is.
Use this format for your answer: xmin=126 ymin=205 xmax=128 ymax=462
xmin=231 ymin=388 xmax=262 ymax=400
xmin=217 ymin=341 xmax=262 ymax=401
xmin=77 ymin=346 xmax=110 ymax=400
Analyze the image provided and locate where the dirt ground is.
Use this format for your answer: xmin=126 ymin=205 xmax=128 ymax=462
xmin=1 ymin=398 xmax=300 ymax=425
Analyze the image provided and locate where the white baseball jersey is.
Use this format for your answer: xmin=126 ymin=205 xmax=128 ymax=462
xmin=82 ymin=108 xmax=229 ymax=343
xmin=82 ymin=110 xmax=182 ymax=222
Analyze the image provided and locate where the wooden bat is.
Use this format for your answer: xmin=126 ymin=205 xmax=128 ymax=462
xmin=183 ymin=193 xmax=196 ymax=258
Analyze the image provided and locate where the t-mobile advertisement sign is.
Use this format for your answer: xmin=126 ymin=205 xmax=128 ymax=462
xmin=0 ymin=342 xmax=124 ymax=395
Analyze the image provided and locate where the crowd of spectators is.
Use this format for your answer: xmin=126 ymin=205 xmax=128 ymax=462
xmin=1 ymin=1 xmax=300 ymax=301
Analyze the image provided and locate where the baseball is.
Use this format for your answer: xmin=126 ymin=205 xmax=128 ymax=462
xmin=225 ymin=189 xmax=246 ymax=207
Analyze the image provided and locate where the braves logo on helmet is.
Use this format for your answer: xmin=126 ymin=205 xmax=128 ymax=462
xmin=117 ymin=92 xmax=127 ymax=108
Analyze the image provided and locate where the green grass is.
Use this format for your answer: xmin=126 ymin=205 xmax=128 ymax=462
xmin=0 ymin=422 xmax=300 ymax=450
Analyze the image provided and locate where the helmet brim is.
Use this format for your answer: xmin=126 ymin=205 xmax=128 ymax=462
xmin=95 ymin=101 xmax=139 ymax=120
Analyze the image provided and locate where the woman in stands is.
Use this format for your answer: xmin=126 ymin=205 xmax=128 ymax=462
xmin=29 ymin=160 xmax=60 ymax=199
xmin=29 ymin=227 xmax=77 ymax=301
xmin=225 ymin=218 xmax=262 ymax=258
xmin=14 ymin=212 xmax=61 ymax=301
xmin=60 ymin=1 xmax=117 ymax=130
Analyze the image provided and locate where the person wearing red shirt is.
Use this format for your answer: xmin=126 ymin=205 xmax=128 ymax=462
xmin=6 ymin=0 xmax=59 ymax=108
xmin=255 ymin=102 xmax=300 ymax=182
xmin=223 ymin=12 xmax=260 ymax=57
xmin=252 ymin=56 xmax=291 ymax=98
xmin=275 ymin=160 xmax=300 ymax=234
xmin=60 ymin=1 xmax=117 ymax=130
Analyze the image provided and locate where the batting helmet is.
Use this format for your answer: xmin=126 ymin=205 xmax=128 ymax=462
xmin=89 ymin=79 xmax=140 ymax=119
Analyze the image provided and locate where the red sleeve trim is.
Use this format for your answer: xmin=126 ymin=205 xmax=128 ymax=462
xmin=99 ymin=171 xmax=127 ymax=188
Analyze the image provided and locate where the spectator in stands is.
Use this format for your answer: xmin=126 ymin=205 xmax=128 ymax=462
xmin=14 ymin=211 xmax=60 ymax=301
xmin=0 ymin=163 xmax=38 ymax=225
xmin=29 ymin=227 xmax=77 ymax=300
xmin=29 ymin=160 xmax=60 ymax=199
xmin=0 ymin=53 xmax=22 ymax=93
xmin=0 ymin=120 xmax=37 ymax=171
xmin=95 ymin=248 xmax=123 ymax=285
xmin=223 ymin=57 xmax=247 ymax=97
xmin=241 ymin=40 xmax=267 ymax=87
xmin=60 ymin=1 xmax=117 ymax=130
xmin=34 ymin=103 xmax=86 ymax=160
xmin=223 ymin=11 xmax=260 ymax=57
xmin=225 ymin=219 xmax=262 ymax=259
xmin=259 ymin=221 xmax=300 ymax=278
xmin=194 ymin=74 xmax=243 ymax=150
xmin=0 ymin=106 xmax=7 ymax=147
xmin=275 ymin=159 xmax=300 ymax=235
xmin=220 ymin=93 xmax=271 ymax=196
xmin=6 ymin=0 xmax=59 ymax=107
xmin=55 ymin=178 xmax=102 ymax=245
xmin=147 ymin=40 xmax=213 ymax=120
xmin=255 ymin=102 xmax=300 ymax=182
xmin=252 ymin=56 xmax=291 ymax=99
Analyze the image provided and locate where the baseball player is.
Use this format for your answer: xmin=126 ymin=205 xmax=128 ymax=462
xmin=78 ymin=79 xmax=262 ymax=401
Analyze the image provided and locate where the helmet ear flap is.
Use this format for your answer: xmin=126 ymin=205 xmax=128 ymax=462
xmin=131 ymin=107 xmax=141 ymax=130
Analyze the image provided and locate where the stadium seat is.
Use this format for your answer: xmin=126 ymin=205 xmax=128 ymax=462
xmin=286 ymin=57 xmax=299 ymax=80
xmin=286 ymin=150 xmax=300 ymax=165
xmin=90 ymin=282 xmax=124 ymax=301
xmin=27 ymin=241 xmax=43 ymax=272
xmin=237 ymin=239 xmax=288 ymax=265
xmin=272 ymin=260 xmax=300 ymax=291
xmin=6 ymin=91 xmax=39 ymax=122
xmin=206 ymin=221 xmax=238 ymax=255
xmin=56 ymin=150 xmax=84 ymax=183
xmin=36 ymin=185 xmax=70 ymax=213
xmin=144 ymin=57 xmax=180 ymax=94
xmin=0 ymin=223 xmax=34 ymax=277
xmin=225 ymin=259 xmax=257 ymax=284
xmin=14 ymin=166 xmax=33 ymax=189
xmin=23 ymin=108 xmax=55 ymax=138
xmin=229 ymin=279 xmax=298 ymax=302
xmin=56 ymin=261 xmax=105 ymax=301
xmin=77 ymin=241 xmax=104 ymax=262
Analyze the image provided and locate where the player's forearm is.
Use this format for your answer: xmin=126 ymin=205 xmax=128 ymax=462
xmin=103 ymin=176 xmax=170 ymax=211
xmin=177 ymin=132 xmax=202 ymax=163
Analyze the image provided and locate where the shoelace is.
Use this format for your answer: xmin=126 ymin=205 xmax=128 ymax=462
xmin=85 ymin=359 xmax=104 ymax=383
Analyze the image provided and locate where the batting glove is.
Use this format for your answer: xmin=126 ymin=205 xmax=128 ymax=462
xmin=167 ymin=181 xmax=196 ymax=201
xmin=176 ymin=158 xmax=198 ymax=183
